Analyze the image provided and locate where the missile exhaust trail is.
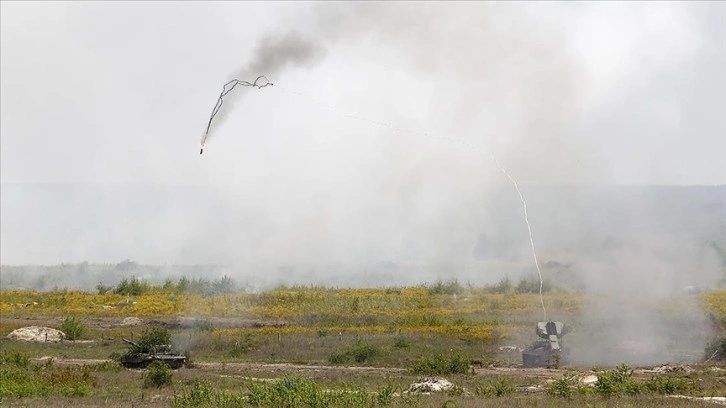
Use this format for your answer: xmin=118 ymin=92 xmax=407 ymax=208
xmin=199 ymin=75 xmax=273 ymax=154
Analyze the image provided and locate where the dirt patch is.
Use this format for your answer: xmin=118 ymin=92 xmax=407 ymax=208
xmin=120 ymin=317 xmax=144 ymax=326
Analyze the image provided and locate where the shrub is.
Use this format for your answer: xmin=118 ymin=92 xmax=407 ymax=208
xmin=393 ymin=337 xmax=411 ymax=349
xmin=376 ymin=381 xmax=398 ymax=406
xmin=488 ymin=277 xmax=512 ymax=294
xmin=2 ymin=350 xmax=31 ymax=369
xmin=136 ymin=327 xmax=172 ymax=353
xmin=516 ymin=275 xmax=552 ymax=294
xmin=195 ymin=319 xmax=215 ymax=332
xmin=113 ymin=276 xmax=151 ymax=296
xmin=95 ymin=282 xmax=113 ymax=294
xmin=705 ymin=336 xmax=726 ymax=361
xmin=546 ymin=374 xmax=576 ymax=400
xmin=328 ymin=343 xmax=380 ymax=365
xmin=143 ymin=360 xmax=173 ymax=388
xmin=349 ymin=343 xmax=380 ymax=363
xmin=58 ymin=316 xmax=86 ymax=341
xmin=172 ymin=378 xmax=222 ymax=407
xmin=428 ymin=279 xmax=464 ymax=296
xmin=475 ymin=378 xmax=514 ymax=398
xmin=411 ymin=351 xmax=470 ymax=375
xmin=595 ymin=364 xmax=641 ymax=397
xmin=644 ymin=375 xmax=693 ymax=395
xmin=328 ymin=350 xmax=349 ymax=365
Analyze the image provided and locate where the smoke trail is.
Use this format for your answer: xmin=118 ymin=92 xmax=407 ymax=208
xmin=200 ymin=30 xmax=325 ymax=153
xmin=276 ymin=85 xmax=549 ymax=320
xmin=488 ymin=155 xmax=547 ymax=321
xmin=200 ymin=76 xmax=273 ymax=154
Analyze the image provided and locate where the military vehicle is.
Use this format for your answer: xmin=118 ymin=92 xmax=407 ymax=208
xmin=522 ymin=321 xmax=569 ymax=368
xmin=117 ymin=338 xmax=186 ymax=369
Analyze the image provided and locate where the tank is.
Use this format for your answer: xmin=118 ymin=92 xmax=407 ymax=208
xmin=521 ymin=321 xmax=569 ymax=368
xmin=117 ymin=338 xmax=187 ymax=369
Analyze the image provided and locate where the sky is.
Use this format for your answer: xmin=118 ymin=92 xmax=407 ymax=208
xmin=1 ymin=1 xmax=724 ymax=272
xmin=1 ymin=1 xmax=724 ymax=187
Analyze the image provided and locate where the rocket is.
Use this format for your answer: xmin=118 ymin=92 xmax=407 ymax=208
xmin=200 ymin=148 xmax=204 ymax=155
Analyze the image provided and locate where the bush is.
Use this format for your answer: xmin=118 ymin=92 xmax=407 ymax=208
xmin=173 ymin=378 xmax=214 ymax=406
xmin=705 ymin=336 xmax=726 ymax=361
xmin=376 ymin=381 xmax=398 ymax=406
xmin=546 ymin=374 xmax=576 ymax=400
xmin=411 ymin=351 xmax=470 ymax=375
xmin=113 ymin=276 xmax=151 ymax=296
xmin=2 ymin=350 xmax=31 ymax=369
xmin=95 ymin=282 xmax=113 ymax=294
xmin=393 ymin=337 xmax=411 ymax=349
xmin=349 ymin=343 xmax=380 ymax=363
xmin=136 ymin=327 xmax=172 ymax=354
xmin=488 ymin=277 xmax=512 ymax=294
xmin=476 ymin=378 xmax=514 ymax=398
xmin=58 ymin=316 xmax=86 ymax=341
xmin=644 ymin=375 xmax=693 ymax=395
xmin=143 ymin=360 xmax=173 ymax=388
xmin=428 ymin=279 xmax=464 ymax=296
xmin=328 ymin=350 xmax=349 ymax=365
xmin=516 ymin=275 xmax=551 ymax=294
xmin=595 ymin=364 xmax=641 ymax=397
xmin=328 ymin=343 xmax=380 ymax=365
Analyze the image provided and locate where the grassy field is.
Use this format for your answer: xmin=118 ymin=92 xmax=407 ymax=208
xmin=1 ymin=283 xmax=725 ymax=407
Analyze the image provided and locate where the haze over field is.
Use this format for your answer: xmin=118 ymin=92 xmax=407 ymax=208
xmin=1 ymin=1 xmax=725 ymax=366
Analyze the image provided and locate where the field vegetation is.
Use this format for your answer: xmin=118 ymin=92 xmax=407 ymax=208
xmin=1 ymin=276 xmax=725 ymax=407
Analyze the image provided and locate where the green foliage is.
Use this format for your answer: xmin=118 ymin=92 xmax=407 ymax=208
xmin=136 ymin=327 xmax=172 ymax=353
xmin=428 ymin=279 xmax=464 ymax=296
xmin=246 ymin=374 xmax=371 ymax=407
xmin=595 ymin=364 xmax=642 ymax=397
xmin=195 ymin=319 xmax=215 ymax=332
xmin=0 ymin=353 xmax=96 ymax=399
xmin=113 ymin=276 xmax=151 ymax=296
xmin=349 ymin=343 xmax=380 ymax=363
xmin=174 ymin=275 xmax=237 ymax=296
xmin=328 ymin=350 xmax=349 ymax=365
xmin=393 ymin=337 xmax=411 ymax=349
xmin=475 ymin=378 xmax=514 ymax=398
xmin=228 ymin=333 xmax=259 ymax=357
xmin=376 ymin=381 xmax=398 ymax=406
xmin=95 ymin=282 xmax=113 ymax=294
xmin=143 ymin=360 xmax=173 ymax=388
xmin=58 ymin=316 xmax=86 ymax=341
xmin=86 ymin=360 xmax=125 ymax=372
xmin=705 ymin=335 xmax=726 ymax=360
xmin=546 ymin=373 xmax=576 ymax=400
xmin=516 ymin=275 xmax=552 ymax=294
xmin=328 ymin=342 xmax=380 ymax=365
xmin=172 ymin=378 xmax=220 ymax=406
xmin=411 ymin=351 xmax=470 ymax=376
xmin=2 ymin=350 xmax=30 ymax=369
xmin=487 ymin=277 xmax=513 ymax=294
xmin=644 ymin=375 xmax=694 ymax=395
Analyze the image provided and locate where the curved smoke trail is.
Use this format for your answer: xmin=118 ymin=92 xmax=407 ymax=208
xmin=199 ymin=76 xmax=273 ymax=154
